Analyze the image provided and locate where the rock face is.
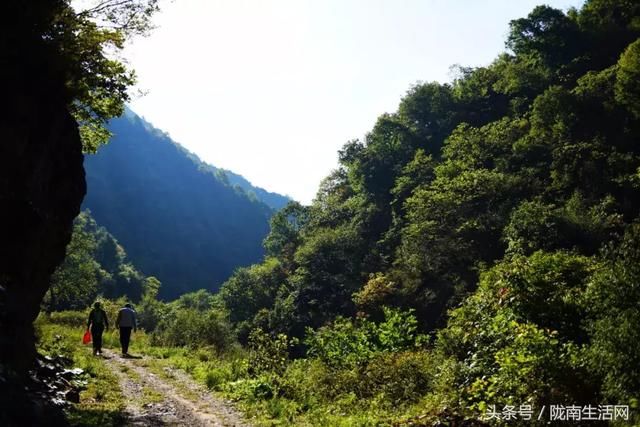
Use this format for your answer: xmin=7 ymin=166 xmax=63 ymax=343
xmin=0 ymin=86 xmax=85 ymax=376
xmin=0 ymin=3 xmax=86 ymax=424
xmin=0 ymin=37 xmax=86 ymax=427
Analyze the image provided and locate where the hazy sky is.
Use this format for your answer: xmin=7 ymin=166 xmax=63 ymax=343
xmin=121 ymin=0 xmax=584 ymax=204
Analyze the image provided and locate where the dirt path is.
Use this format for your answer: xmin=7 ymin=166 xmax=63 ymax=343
xmin=101 ymin=349 xmax=250 ymax=426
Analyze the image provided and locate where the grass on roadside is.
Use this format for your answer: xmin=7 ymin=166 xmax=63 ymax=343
xmin=35 ymin=312 xmax=126 ymax=426
xmin=131 ymin=343 xmax=418 ymax=426
xmin=36 ymin=310 xmax=442 ymax=426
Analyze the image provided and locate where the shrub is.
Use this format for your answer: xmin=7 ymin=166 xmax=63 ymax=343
xmin=137 ymin=277 xmax=165 ymax=332
xmin=305 ymin=316 xmax=377 ymax=368
xmin=278 ymin=350 xmax=435 ymax=410
xmin=436 ymin=250 xmax=598 ymax=415
xmin=279 ymin=357 xmax=365 ymax=404
xmin=153 ymin=307 xmax=237 ymax=354
xmin=377 ymin=307 xmax=421 ymax=351
xmin=229 ymin=357 xmax=249 ymax=381
xmin=305 ymin=307 xmax=427 ymax=369
xmin=360 ymin=351 xmax=433 ymax=404
xmin=248 ymin=328 xmax=298 ymax=376
xmin=47 ymin=310 xmax=86 ymax=327
xmin=203 ymin=365 xmax=232 ymax=391
xmin=584 ymin=223 xmax=640 ymax=405
xmin=279 ymin=358 xmax=327 ymax=406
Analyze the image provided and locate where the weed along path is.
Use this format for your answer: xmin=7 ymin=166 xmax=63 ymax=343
xmin=101 ymin=349 xmax=249 ymax=426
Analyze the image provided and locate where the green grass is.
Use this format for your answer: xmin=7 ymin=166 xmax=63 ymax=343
xmin=141 ymin=385 xmax=165 ymax=405
xmin=36 ymin=311 xmax=446 ymax=426
xmin=131 ymin=342 xmax=436 ymax=426
xmin=35 ymin=313 xmax=126 ymax=426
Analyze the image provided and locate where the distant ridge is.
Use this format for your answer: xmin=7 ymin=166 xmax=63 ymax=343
xmin=82 ymin=109 xmax=288 ymax=299
xmin=217 ymin=168 xmax=291 ymax=211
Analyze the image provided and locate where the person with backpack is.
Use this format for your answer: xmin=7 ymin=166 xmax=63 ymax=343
xmin=116 ymin=303 xmax=137 ymax=356
xmin=87 ymin=301 xmax=109 ymax=356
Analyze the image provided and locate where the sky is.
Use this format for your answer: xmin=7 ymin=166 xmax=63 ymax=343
xmin=121 ymin=0 xmax=585 ymax=204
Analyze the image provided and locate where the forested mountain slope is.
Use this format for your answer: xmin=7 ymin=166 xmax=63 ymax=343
xmin=173 ymin=132 xmax=291 ymax=211
xmin=216 ymin=0 xmax=640 ymax=416
xmin=43 ymin=211 xmax=152 ymax=311
xmin=224 ymin=171 xmax=290 ymax=211
xmin=193 ymin=161 xmax=291 ymax=211
xmin=83 ymin=110 xmax=279 ymax=299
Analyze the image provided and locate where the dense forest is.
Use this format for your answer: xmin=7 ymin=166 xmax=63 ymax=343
xmin=43 ymin=211 xmax=154 ymax=312
xmin=207 ymin=165 xmax=291 ymax=211
xmin=202 ymin=0 xmax=640 ymax=421
xmin=83 ymin=110 xmax=286 ymax=298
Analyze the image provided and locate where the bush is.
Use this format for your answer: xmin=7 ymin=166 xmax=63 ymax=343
xmin=46 ymin=310 xmax=86 ymax=327
xmin=153 ymin=307 xmax=237 ymax=354
xmin=436 ymin=250 xmax=598 ymax=415
xmin=276 ymin=349 xmax=435 ymax=412
xmin=225 ymin=374 xmax=280 ymax=403
xmin=360 ymin=351 xmax=433 ymax=404
xmin=278 ymin=357 xmax=359 ymax=404
xmin=137 ymin=277 xmax=165 ymax=332
xmin=305 ymin=307 xmax=427 ymax=369
xmin=305 ymin=316 xmax=377 ymax=368
xmin=274 ymin=310 xmax=436 ymax=409
xmin=377 ymin=307 xmax=422 ymax=351
xmin=584 ymin=223 xmax=640 ymax=405
xmin=203 ymin=365 xmax=232 ymax=391
xmin=279 ymin=358 xmax=327 ymax=406
xmin=248 ymin=328 xmax=298 ymax=376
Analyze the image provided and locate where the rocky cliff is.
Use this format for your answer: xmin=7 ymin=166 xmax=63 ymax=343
xmin=1 ymin=3 xmax=87 ymax=423
xmin=0 ymin=91 xmax=85 ymax=374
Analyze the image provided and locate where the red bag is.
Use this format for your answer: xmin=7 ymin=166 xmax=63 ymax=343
xmin=82 ymin=329 xmax=92 ymax=344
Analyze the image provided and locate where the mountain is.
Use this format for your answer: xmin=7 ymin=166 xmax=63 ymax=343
xmin=82 ymin=110 xmax=283 ymax=299
xmin=173 ymin=138 xmax=291 ymax=211
xmin=44 ymin=210 xmax=150 ymax=311
xmin=218 ymin=169 xmax=290 ymax=211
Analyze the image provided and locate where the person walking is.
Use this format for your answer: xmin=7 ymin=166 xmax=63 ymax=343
xmin=87 ymin=301 xmax=109 ymax=356
xmin=116 ymin=303 xmax=137 ymax=356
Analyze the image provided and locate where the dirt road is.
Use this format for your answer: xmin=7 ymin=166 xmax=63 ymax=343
xmin=102 ymin=349 xmax=249 ymax=426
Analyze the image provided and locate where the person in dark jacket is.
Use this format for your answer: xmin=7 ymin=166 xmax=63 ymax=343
xmin=87 ymin=301 xmax=109 ymax=356
xmin=116 ymin=303 xmax=137 ymax=356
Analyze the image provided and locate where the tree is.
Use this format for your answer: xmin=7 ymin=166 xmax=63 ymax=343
xmin=44 ymin=211 xmax=149 ymax=308
xmin=263 ymin=202 xmax=310 ymax=263
xmin=616 ymin=39 xmax=640 ymax=118
xmin=137 ymin=276 xmax=164 ymax=332
xmin=213 ymin=6 xmax=640 ymax=417
xmin=219 ymin=258 xmax=287 ymax=341
xmin=7 ymin=0 xmax=159 ymax=151
xmin=44 ymin=222 xmax=100 ymax=311
xmin=506 ymin=5 xmax=581 ymax=69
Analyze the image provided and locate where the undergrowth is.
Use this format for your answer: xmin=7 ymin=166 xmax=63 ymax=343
xmin=35 ymin=312 xmax=126 ymax=426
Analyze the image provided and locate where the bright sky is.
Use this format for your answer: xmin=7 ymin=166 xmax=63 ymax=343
xmin=123 ymin=0 xmax=584 ymax=204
